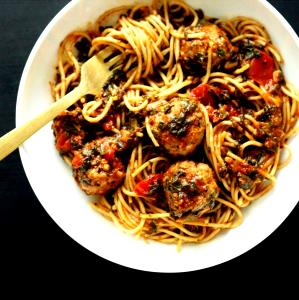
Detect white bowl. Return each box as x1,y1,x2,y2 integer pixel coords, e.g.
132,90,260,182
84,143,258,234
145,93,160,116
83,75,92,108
16,0,299,272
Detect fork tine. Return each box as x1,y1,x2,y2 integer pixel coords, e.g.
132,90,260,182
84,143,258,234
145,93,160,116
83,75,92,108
97,46,115,60
110,63,123,73
106,54,124,69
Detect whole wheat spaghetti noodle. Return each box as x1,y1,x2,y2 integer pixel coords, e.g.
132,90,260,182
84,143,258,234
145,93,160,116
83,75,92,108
51,0,299,247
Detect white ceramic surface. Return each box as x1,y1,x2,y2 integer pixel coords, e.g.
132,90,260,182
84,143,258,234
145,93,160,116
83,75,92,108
16,0,299,272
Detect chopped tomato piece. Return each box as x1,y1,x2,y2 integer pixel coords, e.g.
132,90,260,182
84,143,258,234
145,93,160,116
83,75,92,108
134,174,163,197
190,83,215,106
102,114,121,131
248,51,274,85
56,131,72,152
102,115,115,131
72,153,84,169
102,121,114,131
103,148,115,161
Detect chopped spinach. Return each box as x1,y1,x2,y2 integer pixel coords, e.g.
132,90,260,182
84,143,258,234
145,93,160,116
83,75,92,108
167,115,191,137
194,52,206,64
241,41,261,59
165,170,186,193
217,48,226,57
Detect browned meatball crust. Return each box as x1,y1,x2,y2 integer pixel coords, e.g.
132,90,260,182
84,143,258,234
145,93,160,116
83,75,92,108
71,129,138,195
180,23,234,73
163,161,219,217
147,97,205,157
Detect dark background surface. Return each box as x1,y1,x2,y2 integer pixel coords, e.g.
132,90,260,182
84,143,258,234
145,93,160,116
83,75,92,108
0,0,298,287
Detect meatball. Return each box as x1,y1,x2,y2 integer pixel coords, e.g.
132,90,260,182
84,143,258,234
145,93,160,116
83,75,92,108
163,161,219,217
147,97,205,156
180,23,234,73
71,129,138,195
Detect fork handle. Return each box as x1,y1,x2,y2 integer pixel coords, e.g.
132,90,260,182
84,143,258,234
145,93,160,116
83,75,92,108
0,86,85,161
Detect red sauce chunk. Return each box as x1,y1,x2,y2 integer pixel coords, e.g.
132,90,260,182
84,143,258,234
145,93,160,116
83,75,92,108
103,148,115,161
71,152,84,169
190,83,215,106
56,131,72,153
134,174,163,197
248,51,274,86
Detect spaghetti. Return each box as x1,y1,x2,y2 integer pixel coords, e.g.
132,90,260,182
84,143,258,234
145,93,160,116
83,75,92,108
51,0,299,246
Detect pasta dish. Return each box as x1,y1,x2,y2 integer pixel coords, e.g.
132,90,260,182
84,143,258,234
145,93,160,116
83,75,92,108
51,0,299,246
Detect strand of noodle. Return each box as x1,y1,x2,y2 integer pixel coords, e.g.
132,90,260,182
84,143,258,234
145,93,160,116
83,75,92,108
234,63,250,74
133,28,151,78
245,80,278,104
132,157,168,177
91,202,112,219
123,55,137,72
213,124,229,166
137,143,143,169
180,197,242,228
156,217,206,238
130,84,155,91
146,15,169,45
231,33,268,45
171,0,198,27
123,92,148,112
174,29,181,62
227,151,276,182
95,5,131,30
210,72,234,78
239,140,263,153
201,104,219,176
239,183,274,202
278,144,292,169
159,70,170,85
110,211,146,234
121,187,138,197
282,85,299,102
266,45,283,63
240,24,264,36
144,37,152,77
122,69,138,90
284,98,291,133
202,46,212,84
158,78,192,97
216,20,239,37
115,194,140,228
200,229,221,242
224,133,238,146
270,148,281,176
117,188,140,217
120,23,143,82
128,18,159,42
285,126,299,139
129,4,151,18
145,116,160,147
162,0,170,27
140,213,171,219
82,96,114,123
235,18,269,37
225,77,246,93
156,229,205,242
91,36,131,50
57,60,66,98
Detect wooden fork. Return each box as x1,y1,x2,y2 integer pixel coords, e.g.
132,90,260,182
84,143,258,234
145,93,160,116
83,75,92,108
0,47,122,161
